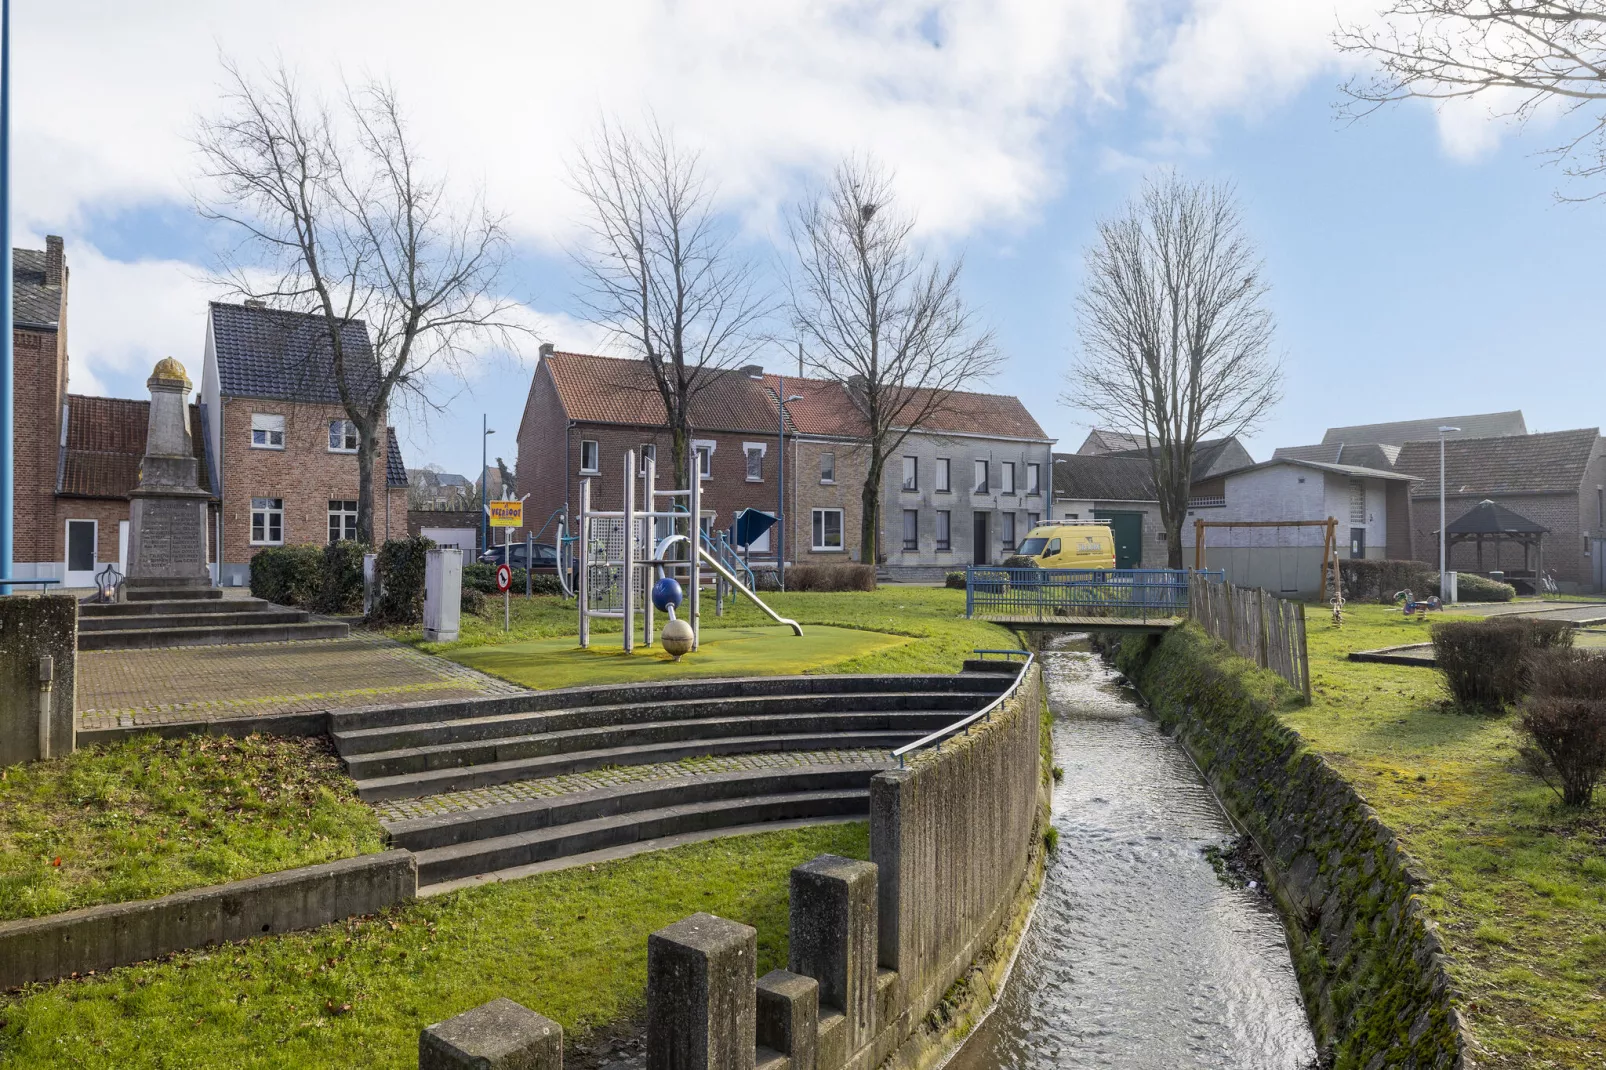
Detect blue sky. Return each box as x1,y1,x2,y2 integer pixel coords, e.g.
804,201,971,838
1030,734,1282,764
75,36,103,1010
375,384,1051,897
14,2,1605,479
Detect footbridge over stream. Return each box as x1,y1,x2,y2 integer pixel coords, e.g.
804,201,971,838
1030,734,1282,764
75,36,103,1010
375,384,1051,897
965,566,1217,631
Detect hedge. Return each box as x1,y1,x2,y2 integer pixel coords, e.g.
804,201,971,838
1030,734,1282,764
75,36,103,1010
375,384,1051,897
1430,617,1573,710
783,564,876,592
1423,570,1516,603
371,535,434,625
462,563,565,597
317,541,367,614
249,544,324,607
1337,559,1433,604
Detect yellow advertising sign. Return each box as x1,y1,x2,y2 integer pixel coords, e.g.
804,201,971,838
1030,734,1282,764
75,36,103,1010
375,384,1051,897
487,501,523,528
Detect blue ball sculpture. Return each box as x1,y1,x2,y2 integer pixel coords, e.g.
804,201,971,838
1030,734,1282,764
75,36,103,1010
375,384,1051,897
651,576,684,613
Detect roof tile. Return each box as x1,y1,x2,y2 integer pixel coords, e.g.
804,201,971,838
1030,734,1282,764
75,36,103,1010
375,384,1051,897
1394,428,1602,498
210,302,381,406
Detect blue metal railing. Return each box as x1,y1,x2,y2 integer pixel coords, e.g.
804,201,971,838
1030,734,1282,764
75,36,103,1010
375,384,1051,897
964,567,1221,621
699,529,755,590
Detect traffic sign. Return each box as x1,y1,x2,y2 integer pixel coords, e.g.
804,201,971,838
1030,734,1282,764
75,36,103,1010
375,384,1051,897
494,563,512,592
487,501,523,528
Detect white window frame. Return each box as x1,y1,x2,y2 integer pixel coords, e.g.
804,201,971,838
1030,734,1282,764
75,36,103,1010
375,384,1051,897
936,509,951,551
64,518,98,582
639,443,657,474
328,499,358,544
973,459,989,494
819,452,835,484
580,440,600,474
250,412,285,450
902,456,918,493
694,439,717,480
1026,463,1041,496
902,508,919,551
328,418,359,453
811,508,844,551
743,442,768,483
1001,461,1016,495
935,457,951,493
250,497,284,546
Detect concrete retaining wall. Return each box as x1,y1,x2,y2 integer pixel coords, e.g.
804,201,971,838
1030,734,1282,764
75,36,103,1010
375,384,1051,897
1115,626,1470,1070
0,851,415,989
0,594,77,767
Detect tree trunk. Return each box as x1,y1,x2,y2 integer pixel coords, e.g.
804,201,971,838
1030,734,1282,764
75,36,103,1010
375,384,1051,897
860,453,883,568
357,427,378,547
669,419,691,492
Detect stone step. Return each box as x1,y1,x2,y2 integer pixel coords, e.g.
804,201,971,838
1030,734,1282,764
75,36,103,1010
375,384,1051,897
384,766,878,853
78,608,311,632
124,586,224,602
80,598,279,617
341,711,954,781
351,730,913,802
410,788,868,886
332,691,984,756
329,673,1008,733
78,619,349,651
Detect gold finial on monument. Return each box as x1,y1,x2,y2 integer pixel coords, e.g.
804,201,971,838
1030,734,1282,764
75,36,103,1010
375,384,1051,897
150,357,191,390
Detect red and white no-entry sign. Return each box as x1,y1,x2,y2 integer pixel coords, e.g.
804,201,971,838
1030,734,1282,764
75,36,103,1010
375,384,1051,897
494,563,512,592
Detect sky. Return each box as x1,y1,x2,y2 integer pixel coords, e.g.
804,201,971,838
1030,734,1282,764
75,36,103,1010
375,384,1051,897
13,1,1606,480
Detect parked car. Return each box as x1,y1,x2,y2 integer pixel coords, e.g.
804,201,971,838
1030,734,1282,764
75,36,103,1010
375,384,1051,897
1013,524,1116,570
479,542,559,572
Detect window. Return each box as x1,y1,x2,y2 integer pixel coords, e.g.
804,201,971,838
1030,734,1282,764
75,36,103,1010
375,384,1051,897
1000,462,1016,495
1045,537,1061,557
695,444,714,480
936,510,951,551
328,419,359,453
328,499,358,543
1155,530,1169,543
1349,479,1366,524
250,497,284,545
639,444,656,474
1027,512,1040,531
812,508,844,551
250,413,285,449
580,440,600,473
819,452,835,484
745,444,765,482
902,509,919,551
935,458,951,493
1001,513,1016,550
973,460,989,494
902,456,918,492
1026,463,1041,496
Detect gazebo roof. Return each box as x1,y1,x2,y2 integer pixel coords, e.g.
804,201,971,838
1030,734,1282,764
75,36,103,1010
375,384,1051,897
1446,499,1549,536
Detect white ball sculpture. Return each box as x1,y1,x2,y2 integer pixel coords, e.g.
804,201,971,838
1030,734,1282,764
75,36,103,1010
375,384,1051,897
661,617,695,660
652,576,695,659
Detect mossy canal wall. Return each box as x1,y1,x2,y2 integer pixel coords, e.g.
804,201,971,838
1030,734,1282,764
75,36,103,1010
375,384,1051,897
1113,624,1472,1070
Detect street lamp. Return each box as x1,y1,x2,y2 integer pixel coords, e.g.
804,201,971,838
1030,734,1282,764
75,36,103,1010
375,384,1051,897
481,416,495,555
1438,426,1460,602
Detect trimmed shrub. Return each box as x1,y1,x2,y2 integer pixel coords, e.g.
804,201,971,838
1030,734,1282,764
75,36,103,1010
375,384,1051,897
316,540,367,614
460,586,487,616
1519,696,1606,807
463,563,566,598
1001,555,1036,569
1422,571,1516,603
249,544,323,607
1338,559,1435,604
784,564,876,592
753,569,782,593
1431,618,1574,710
945,571,966,590
1527,647,1606,699
371,534,434,625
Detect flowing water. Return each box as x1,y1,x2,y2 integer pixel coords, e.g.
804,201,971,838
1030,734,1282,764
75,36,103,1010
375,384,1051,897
947,637,1318,1069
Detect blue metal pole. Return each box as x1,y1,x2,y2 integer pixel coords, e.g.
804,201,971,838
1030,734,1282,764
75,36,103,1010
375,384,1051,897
1,0,13,596
776,374,784,590
480,414,488,556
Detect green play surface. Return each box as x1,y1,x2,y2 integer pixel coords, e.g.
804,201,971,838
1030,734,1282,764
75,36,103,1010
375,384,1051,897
449,624,912,690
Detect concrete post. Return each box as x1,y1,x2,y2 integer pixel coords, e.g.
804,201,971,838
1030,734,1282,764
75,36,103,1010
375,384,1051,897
788,855,878,1053
757,970,818,1070
647,912,757,1070
419,997,562,1070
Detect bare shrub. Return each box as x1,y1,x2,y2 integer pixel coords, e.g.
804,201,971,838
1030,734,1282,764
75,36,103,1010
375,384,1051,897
784,564,876,592
1519,697,1606,807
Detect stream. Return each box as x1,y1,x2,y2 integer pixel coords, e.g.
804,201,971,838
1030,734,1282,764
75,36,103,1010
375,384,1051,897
946,636,1318,1069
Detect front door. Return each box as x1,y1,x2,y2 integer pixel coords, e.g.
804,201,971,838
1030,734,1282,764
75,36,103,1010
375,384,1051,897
1350,527,1366,559
972,512,990,566
65,519,98,588
1094,510,1143,569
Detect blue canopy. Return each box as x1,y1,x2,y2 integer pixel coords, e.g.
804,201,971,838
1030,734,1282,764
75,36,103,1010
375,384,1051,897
731,508,778,548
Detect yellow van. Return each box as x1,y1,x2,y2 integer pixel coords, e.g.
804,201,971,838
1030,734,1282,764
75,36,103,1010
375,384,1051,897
1014,524,1117,570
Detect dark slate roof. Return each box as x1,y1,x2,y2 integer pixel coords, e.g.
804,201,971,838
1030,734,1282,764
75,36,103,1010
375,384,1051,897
58,396,211,499
1216,456,1416,483
1076,429,1145,455
1321,410,1526,446
1104,436,1254,479
1447,499,1548,535
1052,454,1156,501
13,248,61,328
1272,442,1401,469
385,430,408,488
1394,428,1601,499
210,302,382,405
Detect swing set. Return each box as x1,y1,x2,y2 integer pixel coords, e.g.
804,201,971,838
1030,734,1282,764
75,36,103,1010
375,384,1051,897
1193,516,1343,604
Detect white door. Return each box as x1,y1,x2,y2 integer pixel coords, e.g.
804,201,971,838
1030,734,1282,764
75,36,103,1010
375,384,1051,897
65,519,98,588
117,520,130,575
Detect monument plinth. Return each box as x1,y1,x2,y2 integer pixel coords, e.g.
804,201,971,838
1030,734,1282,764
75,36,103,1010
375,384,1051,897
125,358,212,595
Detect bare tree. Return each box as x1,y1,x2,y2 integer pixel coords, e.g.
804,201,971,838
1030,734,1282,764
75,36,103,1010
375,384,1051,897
195,61,518,545
569,118,768,486
1066,173,1280,570
1337,2,1606,195
789,158,1000,567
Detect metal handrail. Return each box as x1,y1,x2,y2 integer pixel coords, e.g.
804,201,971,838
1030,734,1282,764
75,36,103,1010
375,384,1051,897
891,651,1034,766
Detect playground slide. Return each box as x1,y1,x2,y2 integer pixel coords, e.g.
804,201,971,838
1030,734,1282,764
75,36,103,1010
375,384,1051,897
695,545,804,637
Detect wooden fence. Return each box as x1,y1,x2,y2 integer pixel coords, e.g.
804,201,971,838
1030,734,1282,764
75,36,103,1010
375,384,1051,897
1187,574,1311,700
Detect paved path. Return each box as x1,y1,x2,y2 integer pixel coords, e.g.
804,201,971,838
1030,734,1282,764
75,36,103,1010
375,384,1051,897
77,633,525,732
372,747,892,823
1441,600,1606,625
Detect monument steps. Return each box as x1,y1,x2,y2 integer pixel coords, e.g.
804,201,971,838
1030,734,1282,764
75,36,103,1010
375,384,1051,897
124,586,224,602
79,619,350,651
80,598,268,617
78,608,310,632
76,591,350,651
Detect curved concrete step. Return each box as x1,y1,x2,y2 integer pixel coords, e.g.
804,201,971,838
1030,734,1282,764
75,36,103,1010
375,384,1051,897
80,598,280,617
78,620,349,651
411,788,868,886
342,710,955,781
79,609,310,632
352,730,914,801
332,690,984,756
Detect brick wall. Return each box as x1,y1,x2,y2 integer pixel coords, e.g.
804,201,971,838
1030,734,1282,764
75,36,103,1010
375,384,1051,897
1410,492,1589,586
12,325,66,565
515,363,571,545
217,398,405,569
51,498,132,566
793,438,867,563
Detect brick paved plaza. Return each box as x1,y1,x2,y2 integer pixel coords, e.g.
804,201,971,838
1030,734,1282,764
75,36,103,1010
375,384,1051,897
77,633,526,731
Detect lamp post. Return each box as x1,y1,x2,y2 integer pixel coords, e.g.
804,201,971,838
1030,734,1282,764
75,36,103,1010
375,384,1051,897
481,416,495,555
1,0,13,595
777,377,802,589
1439,425,1460,602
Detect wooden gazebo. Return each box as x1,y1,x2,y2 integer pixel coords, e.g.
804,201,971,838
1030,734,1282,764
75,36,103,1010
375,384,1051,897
1441,499,1548,587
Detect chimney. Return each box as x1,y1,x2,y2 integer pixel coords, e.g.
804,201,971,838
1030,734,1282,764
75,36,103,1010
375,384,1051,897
742,363,764,380
538,342,555,361
44,236,64,287
243,298,267,310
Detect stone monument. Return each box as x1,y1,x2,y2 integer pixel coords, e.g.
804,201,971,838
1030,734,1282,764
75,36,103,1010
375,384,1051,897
124,358,212,596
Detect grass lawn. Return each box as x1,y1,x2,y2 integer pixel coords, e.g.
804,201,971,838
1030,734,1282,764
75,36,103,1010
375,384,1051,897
0,735,384,923
1283,603,1606,1069
450,624,911,690
403,586,1018,680
0,822,868,1069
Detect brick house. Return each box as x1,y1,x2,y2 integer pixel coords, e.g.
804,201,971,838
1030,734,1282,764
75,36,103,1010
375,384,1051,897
198,301,409,587
1393,429,1606,592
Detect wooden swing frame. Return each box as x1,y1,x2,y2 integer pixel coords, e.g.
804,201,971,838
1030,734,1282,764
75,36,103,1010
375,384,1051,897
1194,516,1341,600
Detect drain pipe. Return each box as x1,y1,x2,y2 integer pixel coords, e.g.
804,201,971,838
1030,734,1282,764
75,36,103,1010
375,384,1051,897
36,654,53,760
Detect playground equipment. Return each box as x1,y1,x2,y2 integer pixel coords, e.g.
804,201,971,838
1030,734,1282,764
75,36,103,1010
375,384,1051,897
577,448,802,653
652,577,695,659
1394,589,1442,618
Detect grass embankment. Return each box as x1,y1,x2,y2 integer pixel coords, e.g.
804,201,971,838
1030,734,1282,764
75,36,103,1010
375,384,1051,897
1285,604,1605,1068
0,822,868,1069
404,586,1017,682
0,735,384,924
